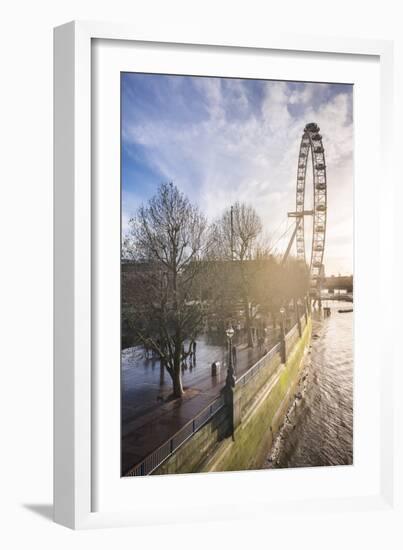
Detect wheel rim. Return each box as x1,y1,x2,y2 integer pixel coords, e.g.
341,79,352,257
295,122,327,293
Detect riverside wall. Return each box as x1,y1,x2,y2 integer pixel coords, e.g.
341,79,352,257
153,317,312,475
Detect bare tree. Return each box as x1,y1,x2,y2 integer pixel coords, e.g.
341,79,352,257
209,202,267,347
123,183,208,398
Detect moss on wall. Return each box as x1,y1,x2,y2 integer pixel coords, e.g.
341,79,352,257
203,319,311,473
153,318,312,475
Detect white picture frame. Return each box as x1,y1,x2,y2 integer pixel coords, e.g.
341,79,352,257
54,20,395,530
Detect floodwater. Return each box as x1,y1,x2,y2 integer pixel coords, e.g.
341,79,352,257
264,300,353,469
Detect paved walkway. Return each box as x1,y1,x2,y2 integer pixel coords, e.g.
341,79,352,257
121,331,278,474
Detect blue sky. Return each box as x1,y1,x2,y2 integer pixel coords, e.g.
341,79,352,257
121,73,353,275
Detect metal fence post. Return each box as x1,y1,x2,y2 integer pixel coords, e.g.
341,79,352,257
280,321,286,363
223,383,235,440
295,299,302,337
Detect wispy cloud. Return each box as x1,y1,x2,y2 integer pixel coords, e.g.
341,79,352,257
122,74,353,275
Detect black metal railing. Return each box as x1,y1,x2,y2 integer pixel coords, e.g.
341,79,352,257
235,316,305,388
126,314,309,477
236,341,281,387
285,322,299,343
126,394,225,476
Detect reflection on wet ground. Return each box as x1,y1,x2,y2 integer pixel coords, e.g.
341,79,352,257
121,333,275,473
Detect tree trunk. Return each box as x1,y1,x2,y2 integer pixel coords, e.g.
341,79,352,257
172,366,184,398
243,299,254,348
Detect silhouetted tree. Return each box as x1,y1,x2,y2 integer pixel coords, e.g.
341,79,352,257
123,183,208,397
209,202,268,347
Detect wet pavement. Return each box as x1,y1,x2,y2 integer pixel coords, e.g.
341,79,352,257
121,332,278,474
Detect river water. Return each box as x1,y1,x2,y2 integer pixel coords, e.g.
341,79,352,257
264,300,353,469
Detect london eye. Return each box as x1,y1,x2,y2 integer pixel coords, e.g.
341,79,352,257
283,122,327,297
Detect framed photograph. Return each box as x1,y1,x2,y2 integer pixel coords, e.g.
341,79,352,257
54,21,394,529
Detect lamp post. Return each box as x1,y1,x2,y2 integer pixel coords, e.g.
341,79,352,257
279,307,285,337
225,325,235,387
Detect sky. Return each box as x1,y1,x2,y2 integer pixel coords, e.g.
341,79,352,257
121,73,353,276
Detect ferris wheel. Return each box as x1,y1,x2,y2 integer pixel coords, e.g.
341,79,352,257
284,122,327,295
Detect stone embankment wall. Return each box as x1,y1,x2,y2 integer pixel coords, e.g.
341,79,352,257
154,317,312,475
